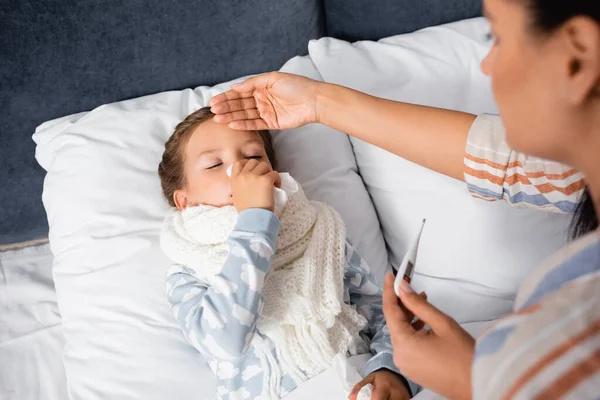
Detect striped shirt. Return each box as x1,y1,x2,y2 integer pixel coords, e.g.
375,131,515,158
465,115,600,399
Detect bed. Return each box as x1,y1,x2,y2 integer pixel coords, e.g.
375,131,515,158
1,1,573,399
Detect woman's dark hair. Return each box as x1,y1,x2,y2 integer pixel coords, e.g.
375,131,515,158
523,1,599,33
570,187,598,239
524,0,599,239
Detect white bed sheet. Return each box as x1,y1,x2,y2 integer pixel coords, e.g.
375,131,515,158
0,242,491,400
0,243,67,400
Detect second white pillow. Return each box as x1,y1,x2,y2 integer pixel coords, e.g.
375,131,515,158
309,18,572,323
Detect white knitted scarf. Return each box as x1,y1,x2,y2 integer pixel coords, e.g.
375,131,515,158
160,174,368,397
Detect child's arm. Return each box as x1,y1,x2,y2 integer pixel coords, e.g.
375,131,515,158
166,208,279,360
345,242,420,397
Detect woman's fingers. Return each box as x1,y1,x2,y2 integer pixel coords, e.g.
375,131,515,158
229,119,270,131
397,281,453,334
382,274,414,339
211,98,257,115
383,273,411,321
209,90,255,108
210,94,260,128
209,73,279,108
214,109,261,124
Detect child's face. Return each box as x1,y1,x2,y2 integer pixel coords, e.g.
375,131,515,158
173,119,272,210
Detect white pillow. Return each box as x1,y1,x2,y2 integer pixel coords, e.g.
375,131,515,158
35,89,217,400
33,56,389,400
276,56,391,283
309,17,572,323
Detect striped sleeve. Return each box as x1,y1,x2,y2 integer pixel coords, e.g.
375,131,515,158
464,114,585,213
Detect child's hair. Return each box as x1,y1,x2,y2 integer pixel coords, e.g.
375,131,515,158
158,107,275,207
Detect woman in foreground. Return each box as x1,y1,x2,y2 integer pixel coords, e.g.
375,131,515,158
210,0,600,397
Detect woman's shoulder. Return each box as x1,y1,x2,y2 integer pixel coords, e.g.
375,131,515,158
515,231,600,309
473,270,600,399
472,233,600,399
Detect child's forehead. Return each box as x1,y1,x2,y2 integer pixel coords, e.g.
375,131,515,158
189,121,262,149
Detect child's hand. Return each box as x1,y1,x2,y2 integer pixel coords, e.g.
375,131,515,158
230,159,281,213
349,369,411,400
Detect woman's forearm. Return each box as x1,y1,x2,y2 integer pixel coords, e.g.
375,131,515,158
316,83,476,182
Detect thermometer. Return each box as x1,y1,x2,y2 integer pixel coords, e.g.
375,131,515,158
394,219,426,297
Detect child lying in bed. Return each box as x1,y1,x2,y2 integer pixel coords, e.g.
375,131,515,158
158,107,412,400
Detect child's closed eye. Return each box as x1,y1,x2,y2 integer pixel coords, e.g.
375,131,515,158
245,155,262,160
206,162,223,170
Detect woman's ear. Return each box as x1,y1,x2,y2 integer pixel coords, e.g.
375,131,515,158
173,189,188,210
560,16,600,104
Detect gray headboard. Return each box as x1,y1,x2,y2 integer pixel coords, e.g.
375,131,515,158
0,0,481,245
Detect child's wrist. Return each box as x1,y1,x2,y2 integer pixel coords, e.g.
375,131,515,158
234,208,280,244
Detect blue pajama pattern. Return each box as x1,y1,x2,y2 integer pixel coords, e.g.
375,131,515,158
166,208,414,399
